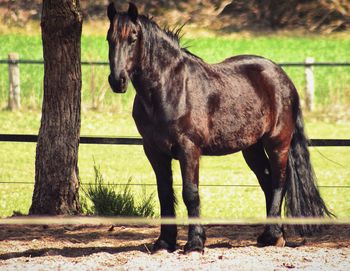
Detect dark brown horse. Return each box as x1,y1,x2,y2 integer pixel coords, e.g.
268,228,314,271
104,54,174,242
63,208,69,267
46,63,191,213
106,3,333,253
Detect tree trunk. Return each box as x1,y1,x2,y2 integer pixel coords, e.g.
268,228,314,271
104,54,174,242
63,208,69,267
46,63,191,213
30,0,83,215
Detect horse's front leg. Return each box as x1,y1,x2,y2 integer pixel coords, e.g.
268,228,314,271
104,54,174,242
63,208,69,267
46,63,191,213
179,141,206,253
143,143,177,252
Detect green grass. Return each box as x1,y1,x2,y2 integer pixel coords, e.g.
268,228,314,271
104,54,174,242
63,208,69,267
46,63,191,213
0,33,350,109
0,111,349,218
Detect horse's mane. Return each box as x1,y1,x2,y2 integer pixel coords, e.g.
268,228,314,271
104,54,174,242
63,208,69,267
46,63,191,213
138,15,202,60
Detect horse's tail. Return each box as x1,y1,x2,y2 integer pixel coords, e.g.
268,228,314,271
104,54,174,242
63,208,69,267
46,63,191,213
285,107,334,235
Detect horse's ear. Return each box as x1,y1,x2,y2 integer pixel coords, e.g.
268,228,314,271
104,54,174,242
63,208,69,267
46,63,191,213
128,2,138,23
107,2,117,22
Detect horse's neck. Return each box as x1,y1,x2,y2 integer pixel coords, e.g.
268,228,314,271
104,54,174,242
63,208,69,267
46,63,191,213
132,36,184,93
131,38,188,120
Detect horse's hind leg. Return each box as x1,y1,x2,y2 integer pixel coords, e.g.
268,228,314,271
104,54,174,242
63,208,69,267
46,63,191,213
243,139,289,247
178,141,206,253
257,137,292,247
143,143,177,252
242,141,272,216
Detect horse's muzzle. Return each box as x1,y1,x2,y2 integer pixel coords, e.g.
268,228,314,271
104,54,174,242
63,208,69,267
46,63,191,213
108,74,128,93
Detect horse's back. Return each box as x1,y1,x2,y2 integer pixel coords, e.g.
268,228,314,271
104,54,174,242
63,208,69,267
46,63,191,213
217,55,285,80
216,54,299,112
220,54,274,67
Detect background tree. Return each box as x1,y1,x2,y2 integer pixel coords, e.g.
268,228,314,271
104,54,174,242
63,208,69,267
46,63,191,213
2,1,348,32
220,0,350,32
30,0,83,214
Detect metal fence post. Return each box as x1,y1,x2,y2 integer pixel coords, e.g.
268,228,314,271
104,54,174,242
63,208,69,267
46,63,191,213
305,57,315,111
8,53,21,110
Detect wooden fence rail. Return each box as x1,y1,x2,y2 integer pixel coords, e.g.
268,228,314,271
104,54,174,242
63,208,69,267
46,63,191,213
0,134,349,147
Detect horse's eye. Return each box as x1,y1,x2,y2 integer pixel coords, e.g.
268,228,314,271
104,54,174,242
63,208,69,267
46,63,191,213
129,31,137,44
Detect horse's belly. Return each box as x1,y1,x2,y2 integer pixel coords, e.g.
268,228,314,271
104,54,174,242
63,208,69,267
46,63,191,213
201,140,251,156
201,146,241,156
202,125,265,156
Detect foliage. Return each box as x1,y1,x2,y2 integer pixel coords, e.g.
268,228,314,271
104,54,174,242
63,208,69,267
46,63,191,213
1,0,349,32
82,163,155,217
221,0,350,32
79,194,93,215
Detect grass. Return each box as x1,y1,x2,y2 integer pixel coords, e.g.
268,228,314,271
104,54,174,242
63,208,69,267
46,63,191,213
0,32,350,110
0,27,349,219
0,110,349,218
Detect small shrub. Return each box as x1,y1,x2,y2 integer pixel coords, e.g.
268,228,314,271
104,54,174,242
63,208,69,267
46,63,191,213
82,163,155,217
80,194,93,215
136,186,156,217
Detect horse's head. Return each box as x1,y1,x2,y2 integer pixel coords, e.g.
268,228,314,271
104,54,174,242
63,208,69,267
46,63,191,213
107,3,140,93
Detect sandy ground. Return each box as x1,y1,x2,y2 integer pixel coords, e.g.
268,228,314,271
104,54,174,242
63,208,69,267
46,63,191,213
0,224,349,270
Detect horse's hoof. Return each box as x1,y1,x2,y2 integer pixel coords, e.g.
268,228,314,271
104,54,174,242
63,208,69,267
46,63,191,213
257,231,285,247
184,236,205,253
275,236,286,247
152,238,176,253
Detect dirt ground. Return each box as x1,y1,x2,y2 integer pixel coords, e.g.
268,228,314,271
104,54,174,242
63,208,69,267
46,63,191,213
0,224,349,271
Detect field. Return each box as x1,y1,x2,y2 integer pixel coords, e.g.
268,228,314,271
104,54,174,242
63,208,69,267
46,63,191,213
0,109,349,219
1,32,350,109
0,27,350,219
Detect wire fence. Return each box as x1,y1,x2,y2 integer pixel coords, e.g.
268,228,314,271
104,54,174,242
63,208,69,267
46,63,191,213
1,134,350,146
1,180,350,189
1,59,350,67
0,134,349,189
2,57,350,111
0,60,349,196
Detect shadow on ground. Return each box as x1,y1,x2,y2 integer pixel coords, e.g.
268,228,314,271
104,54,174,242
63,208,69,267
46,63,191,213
0,224,349,260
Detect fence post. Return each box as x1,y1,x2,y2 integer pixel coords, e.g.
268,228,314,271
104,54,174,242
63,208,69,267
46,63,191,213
8,53,21,110
304,57,315,111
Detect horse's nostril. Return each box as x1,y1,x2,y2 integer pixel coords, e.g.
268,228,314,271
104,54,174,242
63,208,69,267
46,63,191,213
120,71,127,86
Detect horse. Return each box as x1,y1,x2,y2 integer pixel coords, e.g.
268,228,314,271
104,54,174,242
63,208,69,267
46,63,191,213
106,3,333,253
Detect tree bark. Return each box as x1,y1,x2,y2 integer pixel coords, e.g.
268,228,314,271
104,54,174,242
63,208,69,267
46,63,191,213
30,0,83,215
